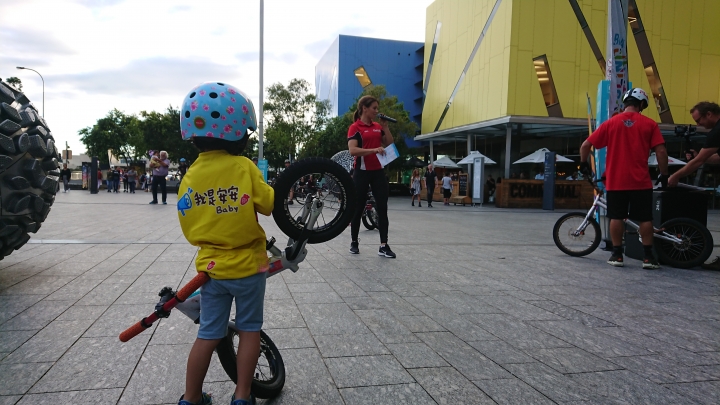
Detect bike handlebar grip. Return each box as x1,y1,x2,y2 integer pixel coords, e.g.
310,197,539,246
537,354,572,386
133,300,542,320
176,272,210,301
119,321,148,342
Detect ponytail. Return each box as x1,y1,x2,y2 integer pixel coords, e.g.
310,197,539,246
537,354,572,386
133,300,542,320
353,95,379,121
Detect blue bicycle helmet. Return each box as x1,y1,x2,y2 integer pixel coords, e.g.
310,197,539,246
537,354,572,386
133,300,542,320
180,158,186,162
180,82,256,141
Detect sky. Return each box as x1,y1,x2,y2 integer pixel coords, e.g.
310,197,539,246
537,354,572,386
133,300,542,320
0,0,435,154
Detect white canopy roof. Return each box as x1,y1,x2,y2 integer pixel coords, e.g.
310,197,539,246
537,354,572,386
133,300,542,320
648,152,686,167
513,148,574,164
431,156,460,168
457,151,496,165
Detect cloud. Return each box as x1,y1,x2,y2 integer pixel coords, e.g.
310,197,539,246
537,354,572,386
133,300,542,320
72,0,127,7
49,57,248,97
0,27,76,57
233,51,299,65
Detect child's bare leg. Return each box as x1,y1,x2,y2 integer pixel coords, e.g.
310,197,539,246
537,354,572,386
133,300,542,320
185,338,221,403
234,331,260,400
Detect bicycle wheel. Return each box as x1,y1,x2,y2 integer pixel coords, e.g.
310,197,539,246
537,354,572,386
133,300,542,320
0,80,60,260
654,217,713,269
362,209,376,230
273,158,356,244
215,328,285,399
553,212,601,257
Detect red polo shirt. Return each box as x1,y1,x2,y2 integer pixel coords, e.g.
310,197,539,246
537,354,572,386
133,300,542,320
347,119,384,171
587,111,664,191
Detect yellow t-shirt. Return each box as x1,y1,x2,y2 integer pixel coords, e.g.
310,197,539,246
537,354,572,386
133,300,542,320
177,150,274,279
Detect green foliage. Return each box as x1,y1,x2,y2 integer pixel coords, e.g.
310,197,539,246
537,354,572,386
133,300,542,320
262,78,329,168
78,109,144,166
138,106,198,164
299,85,418,171
5,77,22,91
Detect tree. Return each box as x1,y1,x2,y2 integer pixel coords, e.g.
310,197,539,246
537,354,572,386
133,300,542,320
299,114,352,159
5,77,22,91
79,109,145,166
138,106,198,164
263,78,329,168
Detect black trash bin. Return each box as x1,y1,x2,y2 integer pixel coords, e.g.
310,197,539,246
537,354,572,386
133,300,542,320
625,189,708,261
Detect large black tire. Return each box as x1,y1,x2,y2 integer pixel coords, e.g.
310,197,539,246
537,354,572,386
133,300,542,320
362,208,377,230
273,157,356,244
553,212,602,257
0,81,59,259
216,328,285,399
654,217,714,269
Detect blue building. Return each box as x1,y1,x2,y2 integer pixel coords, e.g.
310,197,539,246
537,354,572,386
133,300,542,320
315,35,424,147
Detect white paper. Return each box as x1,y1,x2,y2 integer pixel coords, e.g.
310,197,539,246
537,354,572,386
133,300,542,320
376,143,399,167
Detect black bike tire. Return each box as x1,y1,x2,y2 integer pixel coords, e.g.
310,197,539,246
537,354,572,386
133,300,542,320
0,81,59,259
553,212,601,257
362,210,376,230
215,328,286,399
654,217,714,269
272,157,356,244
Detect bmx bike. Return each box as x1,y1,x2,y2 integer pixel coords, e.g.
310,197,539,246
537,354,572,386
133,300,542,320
552,177,713,269
119,157,356,398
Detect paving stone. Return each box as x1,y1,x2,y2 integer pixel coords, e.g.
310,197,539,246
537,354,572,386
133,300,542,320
0,395,21,405
343,296,390,311
409,367,496,405
263,348,343,404
75,281,132,306
314,333,389,357
2,319,93,363
263,299,306,329
418,332,512,380
609,354,716,384
568,369,695,405
0,275,75,296
298,303,369,336
264,279,291,300
287,282,334,293
503,362,595,402
325,355,414,388
695,364,720,379
386,342,448,368
474,378,555,405
15,388,123,404
367,292,422,316
148,311,200,345
83,304,157,338
402,296,444,310
291,291,345,304
466,314,572,349
531,301,616,327
477,296,564,321
0,300,74,331
262,328,315,350
326,279,369,298
527,347,622,374
354,309,419,344
0,362,53,395
0,330,37,353
526,320,651,357
393,314,446,332
664,380,720,405
420,307,497,342
468,340,536,364
339,383,437,405
0,295,45,325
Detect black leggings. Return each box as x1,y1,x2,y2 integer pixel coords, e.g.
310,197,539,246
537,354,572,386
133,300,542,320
351,169,389,244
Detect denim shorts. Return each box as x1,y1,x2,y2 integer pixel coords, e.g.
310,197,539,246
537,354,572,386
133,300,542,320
198,273,266,339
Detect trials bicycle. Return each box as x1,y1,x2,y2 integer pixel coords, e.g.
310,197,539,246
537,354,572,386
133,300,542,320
119,157,356,399
552,177,713,269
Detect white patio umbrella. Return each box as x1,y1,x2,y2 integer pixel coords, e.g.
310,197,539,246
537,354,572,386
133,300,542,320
457,151,496,165
648,152,686,167
513,148,574,164
431,156,460,168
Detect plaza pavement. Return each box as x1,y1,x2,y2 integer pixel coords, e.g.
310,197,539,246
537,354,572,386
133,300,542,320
0,190,719,405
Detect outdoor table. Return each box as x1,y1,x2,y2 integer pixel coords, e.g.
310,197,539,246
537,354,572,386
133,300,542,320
494,179,594,209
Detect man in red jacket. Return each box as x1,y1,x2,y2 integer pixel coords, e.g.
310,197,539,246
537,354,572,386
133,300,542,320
580,88,668,269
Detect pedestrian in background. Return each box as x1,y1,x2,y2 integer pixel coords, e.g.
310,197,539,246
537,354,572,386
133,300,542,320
423,163,438,208
60,164,71,193
149,150,170,204
97,168,103,190
127,167,137,193
122,170,129,192
410,168,422,207
441,171,453,205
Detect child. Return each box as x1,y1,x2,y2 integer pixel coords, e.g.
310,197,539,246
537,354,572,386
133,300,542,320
176,82,273,405
441,171,453,205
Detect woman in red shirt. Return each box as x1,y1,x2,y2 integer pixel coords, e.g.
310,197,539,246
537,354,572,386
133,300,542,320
347,96,396,258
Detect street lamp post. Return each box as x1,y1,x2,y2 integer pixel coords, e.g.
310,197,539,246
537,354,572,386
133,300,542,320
16,66,44,117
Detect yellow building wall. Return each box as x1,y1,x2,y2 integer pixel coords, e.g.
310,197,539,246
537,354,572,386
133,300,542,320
422,0,514,134
423,0,720,132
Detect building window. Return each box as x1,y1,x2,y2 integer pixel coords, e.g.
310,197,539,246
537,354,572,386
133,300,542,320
533,55,563,117
354,66,372,88
644,63,670,114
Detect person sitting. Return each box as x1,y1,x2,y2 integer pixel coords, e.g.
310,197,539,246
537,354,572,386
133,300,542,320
566,171,579,181
534,171,544,180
